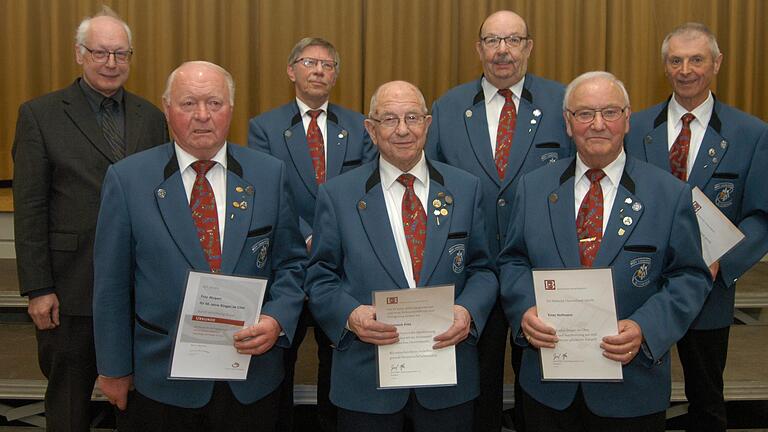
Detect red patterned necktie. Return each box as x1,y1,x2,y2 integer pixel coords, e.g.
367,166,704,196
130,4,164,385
576,169,606,267
669,113,695,181
307,109,326,184
495,88,517,180
397,174,427,285
190,160,221,272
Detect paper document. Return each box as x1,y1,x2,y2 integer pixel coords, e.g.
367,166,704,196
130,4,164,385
692,187,745,266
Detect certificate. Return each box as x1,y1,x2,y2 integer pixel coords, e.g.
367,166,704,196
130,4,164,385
169,271,267,380
692,187,745,266
373,284,456,389
532,268,622,381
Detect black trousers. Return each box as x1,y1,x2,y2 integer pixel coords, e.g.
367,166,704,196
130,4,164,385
277,303,336,432
473,301,507,432
522,388,666,432
116,382,280,432
677,326,730,432
338,392,473,432
36,314,97,432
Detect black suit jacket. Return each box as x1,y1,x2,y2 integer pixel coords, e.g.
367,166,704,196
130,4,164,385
12,79,168,316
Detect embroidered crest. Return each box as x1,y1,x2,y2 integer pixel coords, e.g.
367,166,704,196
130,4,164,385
540,152,559,164
251,238,270,269
630,257,652,287
714,182,734,208
449,243,465,273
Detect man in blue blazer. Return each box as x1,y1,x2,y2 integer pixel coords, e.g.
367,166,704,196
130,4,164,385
93,61,306,431
426,11,572,431
306,81,498,432
625,23,768,432
500,72,711,430
248,37,375,431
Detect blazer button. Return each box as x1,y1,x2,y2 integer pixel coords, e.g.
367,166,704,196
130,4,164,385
497,198,506,207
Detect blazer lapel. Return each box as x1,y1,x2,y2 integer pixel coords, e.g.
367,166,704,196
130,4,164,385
61,82,119,163
688,107,728,189
418,165,451,285
465,82,500,187
284,108,320,196
325,108,349,177
156,150,210,271
123,93,146,156
358,167,410,288
594,162,642,267
549,161,581,267
220,149,254,275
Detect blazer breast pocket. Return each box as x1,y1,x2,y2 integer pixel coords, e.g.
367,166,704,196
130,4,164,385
341,159,363,173
246,227,273,270
534,142,562,164
445,234,469,275
623,245,659,288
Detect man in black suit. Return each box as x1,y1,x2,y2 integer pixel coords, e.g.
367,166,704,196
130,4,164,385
12,6,167,431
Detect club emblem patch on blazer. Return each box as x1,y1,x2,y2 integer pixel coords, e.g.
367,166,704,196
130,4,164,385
630,257,652,287
714,182,734,208
540,152,559,164
251,239,270,269
449,243,465,273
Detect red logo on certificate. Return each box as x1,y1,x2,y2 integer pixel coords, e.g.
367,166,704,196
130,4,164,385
544,280,556,290
386,296,398,304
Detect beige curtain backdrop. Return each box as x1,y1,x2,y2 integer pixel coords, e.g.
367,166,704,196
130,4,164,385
2,0,766,181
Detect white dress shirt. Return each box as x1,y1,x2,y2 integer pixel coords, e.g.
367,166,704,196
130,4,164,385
379,154,430,288
667,91,714,178
176,143,228,249
574,151,626,233
481,76,525,158
296,97,329,161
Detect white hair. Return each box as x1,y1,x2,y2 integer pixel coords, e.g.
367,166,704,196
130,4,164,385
75,5,132,54
563,71,630,110
162,61,236,106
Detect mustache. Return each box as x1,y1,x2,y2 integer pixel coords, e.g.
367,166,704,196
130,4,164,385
492,54,514,64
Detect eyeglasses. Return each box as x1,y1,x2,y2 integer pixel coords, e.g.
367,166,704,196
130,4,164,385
293,57,337,72
368,113,428,129
479,35,530,49
566,106,628,123
80,45,133,64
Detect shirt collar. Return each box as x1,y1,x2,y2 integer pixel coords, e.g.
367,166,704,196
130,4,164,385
669,91,714,127
175,142,228,173
575,150,626,187
481,75,526,105
295,97,329,118
78,77,124,113
379,153,428,191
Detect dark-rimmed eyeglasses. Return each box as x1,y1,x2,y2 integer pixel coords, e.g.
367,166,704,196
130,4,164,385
479,35,530,49
566,106,628,123
80,45,133,64
368,113,428,129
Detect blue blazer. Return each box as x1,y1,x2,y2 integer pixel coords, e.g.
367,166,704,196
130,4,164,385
426,74,572,258
248,101,376,240
626,98,768,329
305,159,498,414
93,143,307,408
498,156,711,417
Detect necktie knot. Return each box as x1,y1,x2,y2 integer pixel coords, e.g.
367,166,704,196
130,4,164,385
681,112,695,126
101,97,117,111
397,173,416,189
585,169,606,184
308,109,323,120
498,88,514,103
192,160,216,176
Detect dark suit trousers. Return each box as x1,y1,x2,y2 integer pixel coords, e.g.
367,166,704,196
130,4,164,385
338,392,473,432
677,326,730,432
473,301,507,432
522,388,666,432
36,314,97,432
116,382,280,432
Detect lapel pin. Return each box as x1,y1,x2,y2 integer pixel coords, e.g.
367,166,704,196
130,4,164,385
530,119,537,125
708,148,716,157
284,130,292,138
437,191,445,198
549,193,558,203
432,199,442,208
358,200,367,210
528,128,532,133
632,202,642,212
235,186,244,193
233,201,240,208
533,109,541,117
624,197,633,204
618,228,625,236
433,209,440,216
339,130,348,138
245,186,254,195
230,214,234,220
712,157,719,164
239,201,248,210
623,216,633,226
465,110,473,118
644,136,653,144
445,195,453,205
440,208,448,216
720,140,727,149
156,188,166,199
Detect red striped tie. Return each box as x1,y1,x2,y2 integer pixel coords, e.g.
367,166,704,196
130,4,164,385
495,88,517,180
576,169,606,267
669,113,695,181
190,160,221,272
397,174,426,285
307,109,326,184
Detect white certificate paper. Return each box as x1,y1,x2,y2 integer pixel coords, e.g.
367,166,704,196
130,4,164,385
373,284,456,389
692,187,745,266
169,271,267,380
532,268,622,381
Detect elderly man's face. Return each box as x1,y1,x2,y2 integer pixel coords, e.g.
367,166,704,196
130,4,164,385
364,82,432,172
664,32,722,111
475,11,533,89
164,64,232,160
288,45,338,107
564,78,630,169
75,16,131,97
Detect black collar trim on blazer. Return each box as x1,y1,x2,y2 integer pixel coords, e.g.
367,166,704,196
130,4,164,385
653,94,723,134
473,74,534,105
289,103,339,127
559,157,636,194
163,144,243,180
364,158,445,193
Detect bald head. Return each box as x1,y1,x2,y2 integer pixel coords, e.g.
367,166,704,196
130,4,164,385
479,10,528,39
476,10,533,89
368,80,427,118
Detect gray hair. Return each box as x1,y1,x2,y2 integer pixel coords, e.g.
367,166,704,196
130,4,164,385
368,81,428,118
162,61,236,106
563,71,630,110
661,22,720,62
75,5,132,54
287,37,341,73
